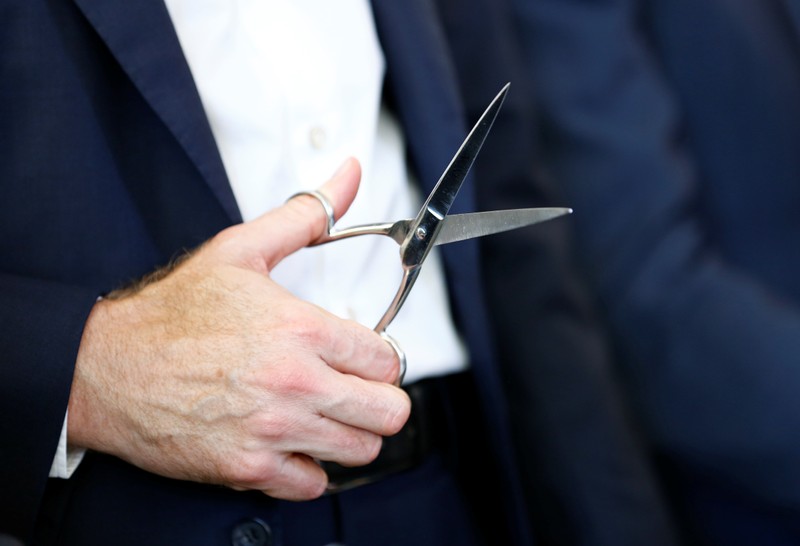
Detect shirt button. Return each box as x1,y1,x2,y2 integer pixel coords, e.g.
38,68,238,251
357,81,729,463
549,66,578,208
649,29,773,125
231,518,272,546
309,125,327,149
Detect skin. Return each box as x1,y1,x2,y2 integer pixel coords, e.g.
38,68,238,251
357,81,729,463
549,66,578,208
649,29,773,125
67,157,410,501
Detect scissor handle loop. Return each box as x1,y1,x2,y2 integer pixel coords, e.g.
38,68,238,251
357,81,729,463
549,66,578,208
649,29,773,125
286,189,409,383
289,190,336,235
379,331,406,386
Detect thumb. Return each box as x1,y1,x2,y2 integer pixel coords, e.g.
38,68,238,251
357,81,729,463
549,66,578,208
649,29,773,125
243,157,362,271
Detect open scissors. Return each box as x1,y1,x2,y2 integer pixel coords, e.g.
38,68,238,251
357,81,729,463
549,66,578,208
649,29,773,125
291,83,571,382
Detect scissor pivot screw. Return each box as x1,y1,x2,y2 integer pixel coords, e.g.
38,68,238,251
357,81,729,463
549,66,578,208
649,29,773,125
415,227,427,240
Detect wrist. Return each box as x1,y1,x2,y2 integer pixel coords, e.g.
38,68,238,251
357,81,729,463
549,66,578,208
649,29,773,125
67,297,122,453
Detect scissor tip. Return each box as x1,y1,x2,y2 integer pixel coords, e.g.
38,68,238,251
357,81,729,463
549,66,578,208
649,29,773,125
491,83,511,106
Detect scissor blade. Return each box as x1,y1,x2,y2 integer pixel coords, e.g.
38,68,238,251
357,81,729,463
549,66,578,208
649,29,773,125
375,84,511,334
420,82,510,219
433,207,573,246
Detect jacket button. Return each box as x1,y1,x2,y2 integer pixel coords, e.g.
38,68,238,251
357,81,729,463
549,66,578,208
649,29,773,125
231,518,272,546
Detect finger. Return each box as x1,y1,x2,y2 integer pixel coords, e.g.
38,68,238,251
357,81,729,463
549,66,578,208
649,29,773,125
265,412,385,468
247,376,404,466
257,374,409,464
315,372,411,437
245,157,362,271
251,453,330,501
313,311,402,384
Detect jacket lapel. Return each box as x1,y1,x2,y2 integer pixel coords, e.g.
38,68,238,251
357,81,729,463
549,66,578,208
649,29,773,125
370,0,488,337
371,0,476,216
71,0,477,227
72,0,242,224
370,6,531,542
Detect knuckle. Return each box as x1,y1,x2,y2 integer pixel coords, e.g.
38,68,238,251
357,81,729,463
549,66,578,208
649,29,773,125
376,350,400,384
359,434,383,464
302,473,329,500
362,329,400,384
382,391,412,436
260,458,329,501
281,306,327,346
338,431,383,466
249,412,293,442
224,454,280,488
270,365,319,399
209,224,242,250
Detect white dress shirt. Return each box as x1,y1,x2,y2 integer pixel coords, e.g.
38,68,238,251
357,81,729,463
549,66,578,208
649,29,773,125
51,0,467,479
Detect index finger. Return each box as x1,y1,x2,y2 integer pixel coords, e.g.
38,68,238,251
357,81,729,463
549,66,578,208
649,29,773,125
317,309,402,385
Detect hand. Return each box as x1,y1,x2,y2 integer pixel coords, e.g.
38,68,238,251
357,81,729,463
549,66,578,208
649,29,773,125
67,158,410,500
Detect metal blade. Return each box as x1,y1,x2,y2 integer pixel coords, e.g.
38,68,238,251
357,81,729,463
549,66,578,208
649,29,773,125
374,84,512,333
433,207,573,246
420,82,510,220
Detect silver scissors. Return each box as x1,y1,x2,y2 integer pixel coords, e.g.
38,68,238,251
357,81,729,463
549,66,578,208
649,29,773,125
291,83,571,382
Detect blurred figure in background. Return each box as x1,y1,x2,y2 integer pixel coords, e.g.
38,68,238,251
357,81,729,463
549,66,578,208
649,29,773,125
435,0,681,544
508,0,800,544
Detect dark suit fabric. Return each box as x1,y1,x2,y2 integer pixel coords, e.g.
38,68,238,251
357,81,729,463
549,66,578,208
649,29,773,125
509,0,800,543
0,0,531,544
435,0,680,544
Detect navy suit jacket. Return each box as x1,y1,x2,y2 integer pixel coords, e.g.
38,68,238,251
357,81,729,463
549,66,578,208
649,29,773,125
434,0,682,544
0,1,531,543
510,0,800,543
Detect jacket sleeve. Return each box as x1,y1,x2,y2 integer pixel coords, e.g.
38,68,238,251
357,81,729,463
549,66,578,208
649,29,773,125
0,273,98,540
509,0,800,511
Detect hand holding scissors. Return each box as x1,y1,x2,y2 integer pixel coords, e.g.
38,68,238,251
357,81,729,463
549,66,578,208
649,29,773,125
290,83,571,383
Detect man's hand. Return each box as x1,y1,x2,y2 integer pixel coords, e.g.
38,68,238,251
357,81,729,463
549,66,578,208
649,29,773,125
67,158,409,500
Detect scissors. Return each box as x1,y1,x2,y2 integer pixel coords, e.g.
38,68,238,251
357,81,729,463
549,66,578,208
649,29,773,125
291,83,571,383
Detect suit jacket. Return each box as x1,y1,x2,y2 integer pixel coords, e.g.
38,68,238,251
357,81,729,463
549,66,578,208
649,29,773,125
510,0,800,543
0,0,531,544
433,0,682,545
